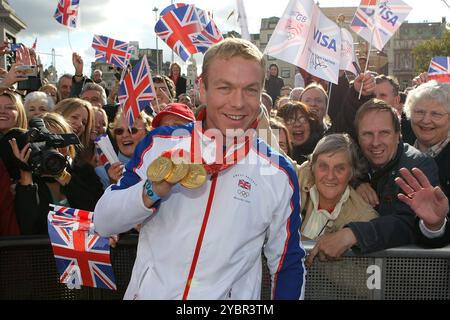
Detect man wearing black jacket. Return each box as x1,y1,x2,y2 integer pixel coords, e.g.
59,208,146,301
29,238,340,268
306,99,449,265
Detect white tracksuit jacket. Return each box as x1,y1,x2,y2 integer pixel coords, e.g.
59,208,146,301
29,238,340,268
94,122,306,300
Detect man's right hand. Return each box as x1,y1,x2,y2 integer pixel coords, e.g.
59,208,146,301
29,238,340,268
353,71,375,96
412,72,428,87
72,52,83,76
356,182,379,207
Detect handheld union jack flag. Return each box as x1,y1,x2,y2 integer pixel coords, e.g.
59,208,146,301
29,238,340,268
428,57,450,83
155,4,203,61
92,35,130,69
118,56,156,127
193,10,224,53
160,2,188,16
47,205,117,290
53,0,80,28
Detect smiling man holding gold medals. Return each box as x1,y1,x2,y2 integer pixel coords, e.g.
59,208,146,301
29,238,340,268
94,38,305,300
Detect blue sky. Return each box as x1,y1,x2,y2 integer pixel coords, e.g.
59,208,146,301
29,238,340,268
8,0,450,77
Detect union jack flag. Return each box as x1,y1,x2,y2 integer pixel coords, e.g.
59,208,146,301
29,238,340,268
47,206,116,290
155,4,203,61
239,179,251,190
428,56,450,83
160,2,188,17
92,35,130,69
53,0,80,28
118,56,156,127
194,12,224,53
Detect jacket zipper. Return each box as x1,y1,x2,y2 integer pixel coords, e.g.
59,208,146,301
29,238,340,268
182,173,218,300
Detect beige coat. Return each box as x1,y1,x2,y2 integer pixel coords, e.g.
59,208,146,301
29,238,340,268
296,161,378,239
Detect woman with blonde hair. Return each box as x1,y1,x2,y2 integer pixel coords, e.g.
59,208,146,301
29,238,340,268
0,90,27,138
54,97,94,149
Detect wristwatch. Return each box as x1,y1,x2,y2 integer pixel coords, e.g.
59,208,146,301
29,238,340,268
144,179,161,202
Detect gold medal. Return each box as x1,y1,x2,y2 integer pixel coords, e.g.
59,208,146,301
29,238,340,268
165,157,190,184
146,156,173,182
180,163,208,189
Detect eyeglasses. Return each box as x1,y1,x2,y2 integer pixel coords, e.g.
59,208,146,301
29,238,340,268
412,109,449,122
113,127,144,135
285,116,308,126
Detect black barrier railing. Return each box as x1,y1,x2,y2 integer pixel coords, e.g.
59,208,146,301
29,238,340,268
1,236,449,300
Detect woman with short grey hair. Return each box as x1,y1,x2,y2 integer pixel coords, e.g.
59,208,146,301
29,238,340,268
24,91,54,119
404,80,450,197
297,133,377,240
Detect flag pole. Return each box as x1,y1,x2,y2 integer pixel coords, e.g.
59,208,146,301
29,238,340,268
326,82,332,116
358,0,378,100
67,28,74,52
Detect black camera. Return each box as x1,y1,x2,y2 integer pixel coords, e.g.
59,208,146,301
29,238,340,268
25,118,80,176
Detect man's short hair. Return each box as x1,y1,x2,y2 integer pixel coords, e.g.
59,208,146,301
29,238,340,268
201,38,265,89
57,73,73,87
375,74,400,96
80,82,107,106
152,75,176,101
354,98,401,134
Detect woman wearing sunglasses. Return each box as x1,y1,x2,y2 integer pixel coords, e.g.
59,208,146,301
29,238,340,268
104,110,152,185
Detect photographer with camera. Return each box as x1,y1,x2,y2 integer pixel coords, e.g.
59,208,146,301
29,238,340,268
3,113,103,235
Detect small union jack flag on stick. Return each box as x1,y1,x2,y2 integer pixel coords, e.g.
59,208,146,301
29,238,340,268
53,0,80,28
47,205,117,290
118,56,156,127
428,56,450,83
92,34,130,69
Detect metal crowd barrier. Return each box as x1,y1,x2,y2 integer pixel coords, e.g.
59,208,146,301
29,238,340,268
1,236,449,300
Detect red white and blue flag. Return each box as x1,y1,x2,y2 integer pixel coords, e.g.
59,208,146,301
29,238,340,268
155,4,203,61
53,0,80,28
155,4,223,61
160,2,188,17
194,11,224,53
47,205,116,290
92,35,130,69
351,0,412,51
428,56,450,83
118,56,156,127
239,179,251,190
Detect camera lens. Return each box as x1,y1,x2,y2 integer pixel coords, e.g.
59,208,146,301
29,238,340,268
41,150,67,176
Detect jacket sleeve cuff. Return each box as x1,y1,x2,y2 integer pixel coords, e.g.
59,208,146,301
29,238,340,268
419,218,447,239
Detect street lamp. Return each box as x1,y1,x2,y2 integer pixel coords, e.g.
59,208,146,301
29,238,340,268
152,7,160,74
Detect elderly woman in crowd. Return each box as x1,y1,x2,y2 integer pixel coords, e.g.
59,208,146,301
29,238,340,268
298,133,378,240
0,90,27,138
23,91,54,119
405,80,450,197
277,101,324,165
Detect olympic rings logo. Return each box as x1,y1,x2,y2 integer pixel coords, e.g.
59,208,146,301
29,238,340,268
237,189,249,198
